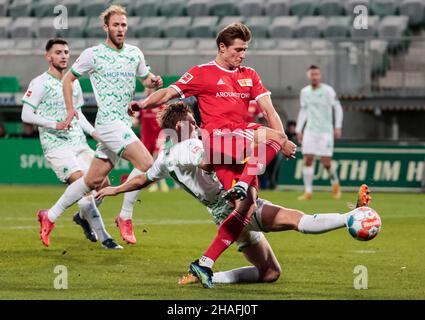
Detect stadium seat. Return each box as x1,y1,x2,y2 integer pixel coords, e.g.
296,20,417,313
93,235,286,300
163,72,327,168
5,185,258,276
185,0,209,17
126,17,141,38
378,15,410,52
0,76,19,93
269,16,299,38
85,17,105,38
208,0,240,17
0,17,12,38
323,16,351,38
8,0,32,18
132,0,160,17
289,0,316,17
370,0,399,17
0,39,15,50
112,0,134,16
265,0,290,17
61,0,82,17
345,0,371,15
197,38,217,50
317,0,346,16
350,15,379,39
32,0,57,17
159,0,186,17
136,17,166,38
310,39,333,50
295,16,327,38
169,38,198,50
10,17,39,38
245,16,271,38
369,39,390,76
38,17,58,38
0,0,9,16
56,17,88,38
216,16,246,33
139,38,171,50
80,0,110,17
67,38,88,50
86,38,103,47
400,0,425,28
188,16,219,38
238,0,264,17
276,38,309,50
162,17,192,38
250,38,277,50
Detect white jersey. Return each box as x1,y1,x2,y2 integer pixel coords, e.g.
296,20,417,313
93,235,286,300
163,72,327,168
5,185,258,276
296,83,343,134
146,138,224,205
21,72,86,154
70,43,150,127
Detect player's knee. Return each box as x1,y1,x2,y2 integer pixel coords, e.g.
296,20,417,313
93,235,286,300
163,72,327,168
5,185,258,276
236,199,257,216
85,176,103,190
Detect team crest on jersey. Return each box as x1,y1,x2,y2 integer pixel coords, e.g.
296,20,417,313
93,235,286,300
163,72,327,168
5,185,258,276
237,79,253,87
191,146,202,154
178,72,194,84
25,90,32,97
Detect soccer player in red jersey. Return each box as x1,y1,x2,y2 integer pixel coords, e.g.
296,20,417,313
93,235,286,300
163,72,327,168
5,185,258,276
128,23,297,287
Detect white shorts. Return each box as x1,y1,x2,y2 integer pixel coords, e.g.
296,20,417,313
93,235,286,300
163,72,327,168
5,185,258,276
235,198,271,251
95,121,140,165
301,130,334,157
45,145,94,183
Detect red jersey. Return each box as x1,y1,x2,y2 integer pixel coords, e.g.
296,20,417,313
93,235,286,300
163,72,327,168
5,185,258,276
170,61,270,134
140,105,164,154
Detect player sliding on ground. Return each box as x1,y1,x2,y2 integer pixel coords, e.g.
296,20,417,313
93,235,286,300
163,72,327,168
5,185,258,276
126,22,297,282
22,38,119,249
95,102,372,288
36,5,163,248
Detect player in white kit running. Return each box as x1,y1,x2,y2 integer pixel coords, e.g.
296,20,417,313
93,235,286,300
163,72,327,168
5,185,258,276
296,65,343,200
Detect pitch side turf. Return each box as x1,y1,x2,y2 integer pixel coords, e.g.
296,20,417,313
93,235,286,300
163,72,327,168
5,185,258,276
0,186,424,300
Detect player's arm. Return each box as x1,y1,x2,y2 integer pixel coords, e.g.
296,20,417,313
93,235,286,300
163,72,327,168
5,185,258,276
295,90,308,143
62,70,79,126
140,72,163,89
21,104,67,130
332,89,343,139
76,109,99,141
96,173,152,200
129,87,179,116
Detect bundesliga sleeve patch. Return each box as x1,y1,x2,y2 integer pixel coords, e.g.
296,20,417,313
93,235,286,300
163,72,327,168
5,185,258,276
25,90,32,97
178,72,194,84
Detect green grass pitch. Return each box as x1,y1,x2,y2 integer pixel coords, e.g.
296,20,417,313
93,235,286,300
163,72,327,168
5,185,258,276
0,185,424,300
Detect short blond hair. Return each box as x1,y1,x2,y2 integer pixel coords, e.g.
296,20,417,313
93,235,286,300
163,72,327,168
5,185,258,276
100,4,127,25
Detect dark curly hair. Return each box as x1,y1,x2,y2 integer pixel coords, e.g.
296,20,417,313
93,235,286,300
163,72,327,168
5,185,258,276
157,101,193,130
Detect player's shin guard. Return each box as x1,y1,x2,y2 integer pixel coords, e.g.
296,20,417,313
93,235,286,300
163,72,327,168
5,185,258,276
298,213,347,234
200,210,250,267
48,177,91,222
238,140,281,188
119,168,143,220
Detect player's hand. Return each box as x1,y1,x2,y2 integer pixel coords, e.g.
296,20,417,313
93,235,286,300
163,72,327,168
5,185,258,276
55,121,68,130
91,131,100,142
296,132,303,145
95,187,119,200
334,128,342,139
151,75,163,88
128,101,142,116
64,109,79,129
281,139,297,159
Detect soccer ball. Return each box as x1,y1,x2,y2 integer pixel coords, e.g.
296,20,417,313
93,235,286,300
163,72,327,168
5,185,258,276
347,207,382,241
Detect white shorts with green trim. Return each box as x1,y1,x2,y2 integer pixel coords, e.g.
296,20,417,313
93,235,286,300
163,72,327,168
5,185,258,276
95,121,139,165
45,145,94,183
235,198,272,251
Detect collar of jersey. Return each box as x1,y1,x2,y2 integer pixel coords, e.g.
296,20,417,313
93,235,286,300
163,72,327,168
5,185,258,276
213,60,238,73
102,42,125,53
46,71,62,83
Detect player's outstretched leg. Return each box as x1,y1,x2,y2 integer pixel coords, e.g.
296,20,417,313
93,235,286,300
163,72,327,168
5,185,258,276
188,260,214,289
37,210,55,247
73,211,97,242
356,184,371,208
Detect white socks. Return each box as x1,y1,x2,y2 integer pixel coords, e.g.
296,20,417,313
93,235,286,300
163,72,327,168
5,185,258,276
303,166,314,193
119,168,143,221
199,256,214,269
298,213,348,234
77,195,111,243
48,177,91,222
212,266,260,283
